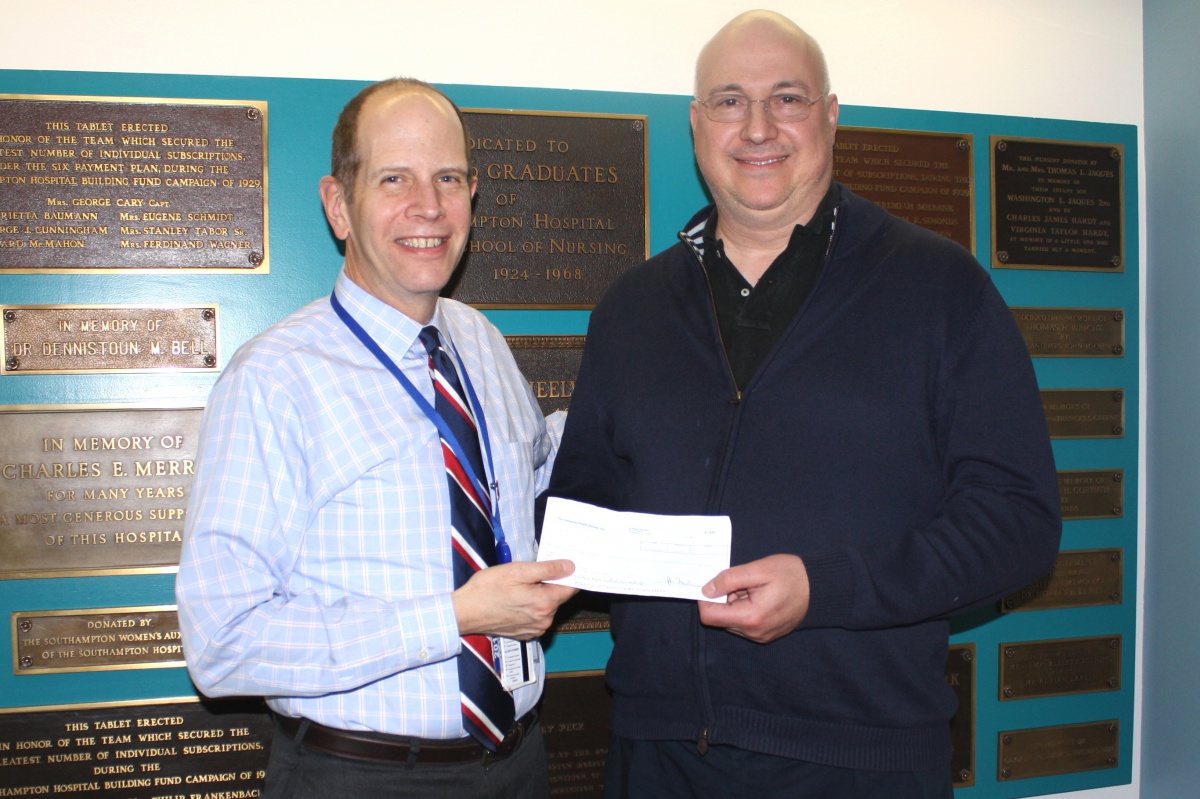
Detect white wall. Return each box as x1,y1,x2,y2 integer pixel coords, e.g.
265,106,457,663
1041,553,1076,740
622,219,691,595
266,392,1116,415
0,2,1147,797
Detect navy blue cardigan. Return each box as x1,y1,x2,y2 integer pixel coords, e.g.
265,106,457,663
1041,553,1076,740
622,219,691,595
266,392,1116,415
547,187,1061,771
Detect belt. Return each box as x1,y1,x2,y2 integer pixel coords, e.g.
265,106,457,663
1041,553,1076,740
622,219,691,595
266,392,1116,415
274,710,537,766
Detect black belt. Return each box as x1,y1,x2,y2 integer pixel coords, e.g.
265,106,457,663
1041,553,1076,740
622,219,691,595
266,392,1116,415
274,710,537,766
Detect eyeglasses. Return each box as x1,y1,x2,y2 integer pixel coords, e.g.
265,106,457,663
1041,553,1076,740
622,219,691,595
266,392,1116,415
695,92,828,123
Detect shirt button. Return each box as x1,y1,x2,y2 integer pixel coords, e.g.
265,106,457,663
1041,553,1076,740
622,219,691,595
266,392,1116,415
418,648,429,660
740,288,750,297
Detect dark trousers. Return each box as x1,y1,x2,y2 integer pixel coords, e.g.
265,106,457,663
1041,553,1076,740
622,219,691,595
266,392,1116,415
262,720,551,799
604,735,953,799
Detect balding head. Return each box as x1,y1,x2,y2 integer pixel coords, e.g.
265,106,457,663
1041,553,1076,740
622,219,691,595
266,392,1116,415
695,10,830,100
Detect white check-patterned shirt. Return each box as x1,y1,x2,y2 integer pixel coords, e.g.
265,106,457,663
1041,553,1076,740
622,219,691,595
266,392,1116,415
176,269,561,737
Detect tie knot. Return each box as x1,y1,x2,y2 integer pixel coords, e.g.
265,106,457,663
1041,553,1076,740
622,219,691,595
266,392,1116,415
419,325,441,358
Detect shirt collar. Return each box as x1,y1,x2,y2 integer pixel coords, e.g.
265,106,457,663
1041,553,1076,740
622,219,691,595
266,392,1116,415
702,181,840,248
333,268,442,359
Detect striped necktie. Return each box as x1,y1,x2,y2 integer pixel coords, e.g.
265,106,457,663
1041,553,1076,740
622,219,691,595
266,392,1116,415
419,325,515,751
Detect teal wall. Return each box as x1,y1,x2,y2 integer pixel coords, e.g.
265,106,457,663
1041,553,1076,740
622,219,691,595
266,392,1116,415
0,69,1139,798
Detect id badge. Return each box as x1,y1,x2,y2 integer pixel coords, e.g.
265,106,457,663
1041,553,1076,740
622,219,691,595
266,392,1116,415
493,637,536,691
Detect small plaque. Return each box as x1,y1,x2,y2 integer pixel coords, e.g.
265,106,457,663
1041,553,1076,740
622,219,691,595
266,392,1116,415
0,698,271,795
992,137,1124,271
507,335,584,415
999,720,1119,781
1041,389,1125,439
1011,307,1125,358
946,644,975,788
2,304,217,375
13,606,182,675
834,128,974,252
552,593,611,635
1002,549,1124,612
0,404,200,578
451,110,648,308
0,94,268,272
1000,636,1121,700
540,671,611,797
1058,469,1124,521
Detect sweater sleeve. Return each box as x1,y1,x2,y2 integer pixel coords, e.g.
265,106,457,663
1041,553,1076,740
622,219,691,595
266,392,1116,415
800,281,1063,630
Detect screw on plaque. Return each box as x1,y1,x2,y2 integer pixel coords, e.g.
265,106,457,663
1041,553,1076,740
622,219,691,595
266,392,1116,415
1111,255,1122,267
1113,310,1124,322
1004,597,1016,609
1003,735,1013,745
960,648,973,662
1113,472,1123,482
1112,506,1123,516
3,310,15,323
19,619,32,633
997,251,1009,263
1112,391,1124,402
997,140,1008,152
19,656,32,669
1108,678,1119,689
202,308,215,322
1109,724,1118,734
1004,647,1015,658
1110,551,1121,562
957,139,969,151
5,357,17,371
1110,149,1121,161
204,355,217,368
1110,592,1121,601
1113,345,1124,355
1109,639,1119,649
632,120,643,132
246,107,260,121
1113,425,1124,436
249,251,264,266
1003,686,1013,697
1001,768,1012,780
958,770,971,783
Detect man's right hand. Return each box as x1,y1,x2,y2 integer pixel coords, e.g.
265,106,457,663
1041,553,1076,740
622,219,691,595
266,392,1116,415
453,560,577,640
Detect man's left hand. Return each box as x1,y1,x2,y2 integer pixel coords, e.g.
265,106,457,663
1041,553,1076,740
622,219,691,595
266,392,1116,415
698,554,810,643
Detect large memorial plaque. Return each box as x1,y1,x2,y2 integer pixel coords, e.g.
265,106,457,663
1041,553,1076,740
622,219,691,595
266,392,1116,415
507,335,584,416
834,128,974,251
1000,636,1121,701
1041,389,1125,439
0,94,268,272
992,137,1124,271
2,305,218,375
1012,307,1125,358
0,405,200,578
451,110,648,308
13,606,182,675
0,698,271,795
1058,469,1124,521
946,644,975,788
552,593,611,635
1002,549,1124,612
541,672,611,798
998,720,1119,781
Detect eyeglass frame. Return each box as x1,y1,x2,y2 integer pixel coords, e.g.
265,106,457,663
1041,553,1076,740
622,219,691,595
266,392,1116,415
693,91,831,123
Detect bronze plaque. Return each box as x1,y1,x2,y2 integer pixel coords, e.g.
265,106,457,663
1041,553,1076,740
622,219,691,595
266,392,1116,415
0,404,200,578
2,305,218,375
507,335,584,415
1012,307,1125,358
1058,469,1124,521
1000,636,1121,701
0,94,268,272
552,593,612,635
946,644,975,788
834,128,974,252
1041,389,1125,439
1002,549,1124,612
451,110,648,308
998,720,1119,781
992,137,1124,271
540,671,611,797
0,698,271,795
13,606,182,675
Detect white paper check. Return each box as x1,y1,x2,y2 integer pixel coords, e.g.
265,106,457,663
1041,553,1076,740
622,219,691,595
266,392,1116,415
537,497,731,602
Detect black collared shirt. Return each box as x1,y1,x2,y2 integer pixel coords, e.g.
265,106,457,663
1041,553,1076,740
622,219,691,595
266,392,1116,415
702,182,839,392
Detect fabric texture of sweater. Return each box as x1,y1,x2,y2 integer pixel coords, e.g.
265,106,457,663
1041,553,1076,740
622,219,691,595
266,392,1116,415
547,186,1062,771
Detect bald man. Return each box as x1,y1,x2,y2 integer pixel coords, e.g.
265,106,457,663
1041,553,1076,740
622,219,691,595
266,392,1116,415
547,11,1060,798
177,78,576,799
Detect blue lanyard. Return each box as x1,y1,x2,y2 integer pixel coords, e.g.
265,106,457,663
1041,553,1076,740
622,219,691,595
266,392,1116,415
329,291,511,563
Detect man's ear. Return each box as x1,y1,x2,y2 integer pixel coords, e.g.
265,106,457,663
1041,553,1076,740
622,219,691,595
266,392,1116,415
319,175,351,241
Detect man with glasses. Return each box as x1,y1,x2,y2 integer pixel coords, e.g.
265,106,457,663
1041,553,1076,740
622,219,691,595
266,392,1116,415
547,10,1060,798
